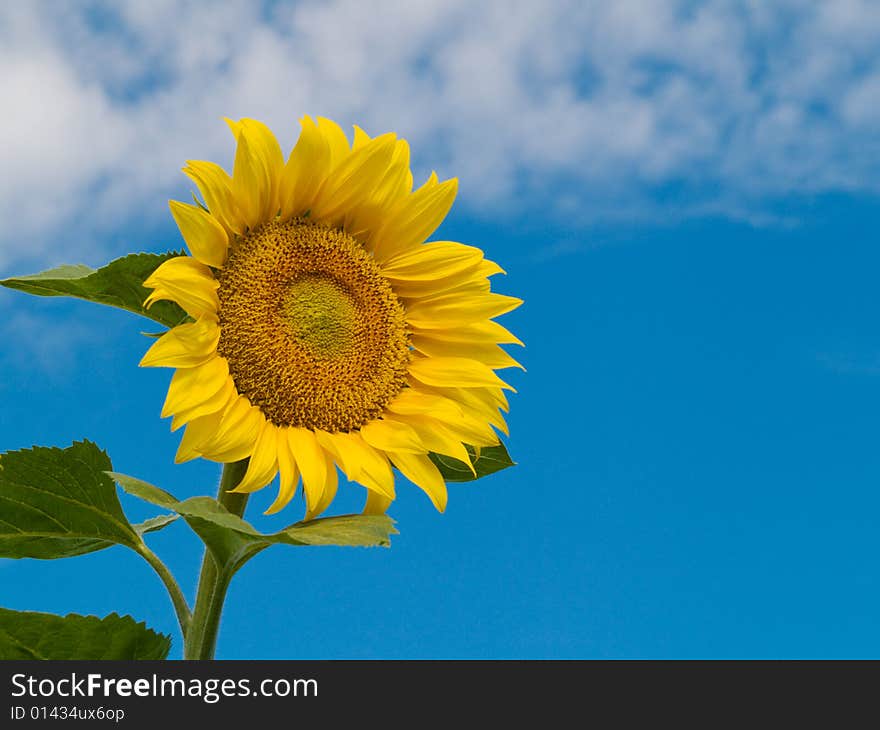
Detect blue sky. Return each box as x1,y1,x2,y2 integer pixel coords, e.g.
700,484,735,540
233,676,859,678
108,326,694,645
2,0,880,658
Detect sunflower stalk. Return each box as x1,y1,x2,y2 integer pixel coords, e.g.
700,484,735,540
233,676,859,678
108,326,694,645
136,542,192,638
184,459,250,660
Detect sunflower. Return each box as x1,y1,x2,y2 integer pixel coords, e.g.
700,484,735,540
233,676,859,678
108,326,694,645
140,117,522,518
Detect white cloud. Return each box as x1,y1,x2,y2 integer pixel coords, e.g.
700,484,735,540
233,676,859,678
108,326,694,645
1,0,879,270
0,308,96,378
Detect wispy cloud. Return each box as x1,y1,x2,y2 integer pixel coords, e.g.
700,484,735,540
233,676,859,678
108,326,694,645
1,0,879,269
0,308,96,379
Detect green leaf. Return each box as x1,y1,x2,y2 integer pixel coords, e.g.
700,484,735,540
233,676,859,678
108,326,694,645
285,513,400,547
134,513,179,536
430,443,516,482
108,472,179,509
112,473,397,578
0,441,144,559
0,608,170,660
176,497,396,576
0,251,188,328
173,497,259,571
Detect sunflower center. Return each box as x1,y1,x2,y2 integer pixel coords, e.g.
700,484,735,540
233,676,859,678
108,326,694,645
282,275,359,359
217,218,411,432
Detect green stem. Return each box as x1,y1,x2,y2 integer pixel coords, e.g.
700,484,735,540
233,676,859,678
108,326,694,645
184,459,249,660
137,542,191,639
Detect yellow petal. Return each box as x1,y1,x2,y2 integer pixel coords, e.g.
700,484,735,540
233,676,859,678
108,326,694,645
316,431,395,499
162,356,229,418
370,175,458,262
380,241,484,281
196,396,262,461
305,453,338,520
143,256,219,320
288,427,327,515
440,411,501,448
414,382,509,435
169,376,236,432
476,258,506,277
363,490,392,515
230,420,279,493
410,319,524,346
386,413,473,472
168,201,229,268
139,317,220,368
279,116,332,218
408,356,515,391
385,388,463,420
405,275,492,299
388,270,490,300
226,118,284,183
359,418,425,454
417,380,509,411
230,132,270,230
343,151,414,241
264,426,301,515
309,133,397,225
442,383,510,416
405,292,523,329
205,410,265,463
352,124,371,149
175,409,225,463
418,378,508,409
373,154,413,205
378,138,414,203
389,452,448,512
411,336,524,370
390,138,412,178
459,393,509,435
474,385,510,414
227,117,284,225
387,277,470,301
183,160,244,235
314,430,356,478
317,116,351,168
